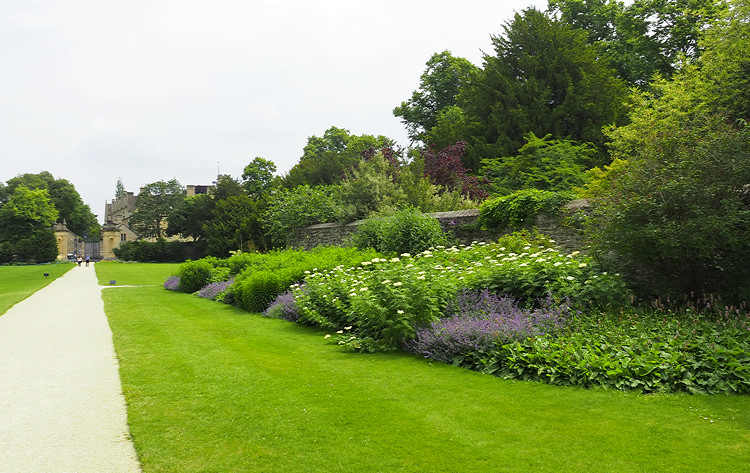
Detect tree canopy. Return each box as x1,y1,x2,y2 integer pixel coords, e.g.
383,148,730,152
283,126,396,187
393,51,478,144
0,186,59,263
129,179,184,239
460,8,628,168
1,171,99,237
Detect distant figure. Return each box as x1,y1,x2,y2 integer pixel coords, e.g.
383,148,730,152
85,256,90,267
77,256,82,267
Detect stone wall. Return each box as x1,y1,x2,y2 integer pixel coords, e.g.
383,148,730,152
290,200,591,252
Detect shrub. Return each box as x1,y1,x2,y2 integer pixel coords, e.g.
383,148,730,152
294,236,631,352
407,290,572,364
177,260,214,293
352,208,448,255
485,310,750,395
295,256,458,352
198,278,234,301
262,185,339,248
163,276,180,291
263,291,301,322
590,119,750,302
114,239,189,262
478,189,574,230
234,271,282,313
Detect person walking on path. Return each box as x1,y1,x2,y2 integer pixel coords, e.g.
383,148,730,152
86,255,90,267
0,263,141,473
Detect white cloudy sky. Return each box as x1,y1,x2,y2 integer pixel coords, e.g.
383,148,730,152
1,0,544,222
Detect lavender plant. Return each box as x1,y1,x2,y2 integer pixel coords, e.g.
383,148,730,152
263,290,302,322
197,278,235,301
164,275,180,291
407,290,572,363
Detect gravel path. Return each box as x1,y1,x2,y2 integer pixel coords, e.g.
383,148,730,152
0,265,141,473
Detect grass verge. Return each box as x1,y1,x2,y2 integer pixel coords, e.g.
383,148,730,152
0,262,73,315
104,285,750,473
95,261,180,286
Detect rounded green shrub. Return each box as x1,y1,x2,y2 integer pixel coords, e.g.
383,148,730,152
235,271,282,313
353,208,447,255
177,260,214,293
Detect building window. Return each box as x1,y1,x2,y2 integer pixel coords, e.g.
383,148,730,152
121,233,127,242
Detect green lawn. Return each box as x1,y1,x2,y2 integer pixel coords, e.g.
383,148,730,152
0,262,73,315
94,261,180,287
103,283,750,472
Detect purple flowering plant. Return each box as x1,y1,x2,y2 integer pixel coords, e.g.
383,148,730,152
197,278,235,301
164,275,180,291
407,289,572,363
263,290,302,322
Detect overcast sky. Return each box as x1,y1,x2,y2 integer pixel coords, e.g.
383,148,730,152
1,0,544,222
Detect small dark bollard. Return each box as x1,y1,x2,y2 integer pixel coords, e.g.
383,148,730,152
43,273,49,278
109,280,116,285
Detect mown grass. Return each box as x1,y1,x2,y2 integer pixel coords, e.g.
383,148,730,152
0,262,73,315
103,282,750,472
95,261,180,287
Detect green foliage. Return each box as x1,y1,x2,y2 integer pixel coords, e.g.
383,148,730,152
460,7,628,166
129,179,184,239
283,126,394,187
481,133,594,195
335,151,406,221
696,0,750,122
262,185,339,248
592,119,750,301
590,14,750,301
177,259,215,293
396,159,477,212
115,178,126,198
178,246,382,313
3,171,99,237
478,189,573,230
295,238,631,352
166,194,215,243
234,271,284,313
393,51,478,143
113,239,189,263
12,228,59,263
204,195,266,256
548,0,727,86
241,157,277,197
352,208,448,256
0,186,59,263
452,309,750,395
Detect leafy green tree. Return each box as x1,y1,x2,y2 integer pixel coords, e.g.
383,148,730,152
698,0,750,121
394,51,478,144
212,175,245,200
166,194,215,243
204,195,265,256
262,185,340,248
590,2,750,301
461,8,628,168
115,178,126,198
241,157,278,197
129,179,184,239
0,186,59,262
336,151,407,221
283,126,395,187
3,172,98,237
548,0,727,86
481,133,594,195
